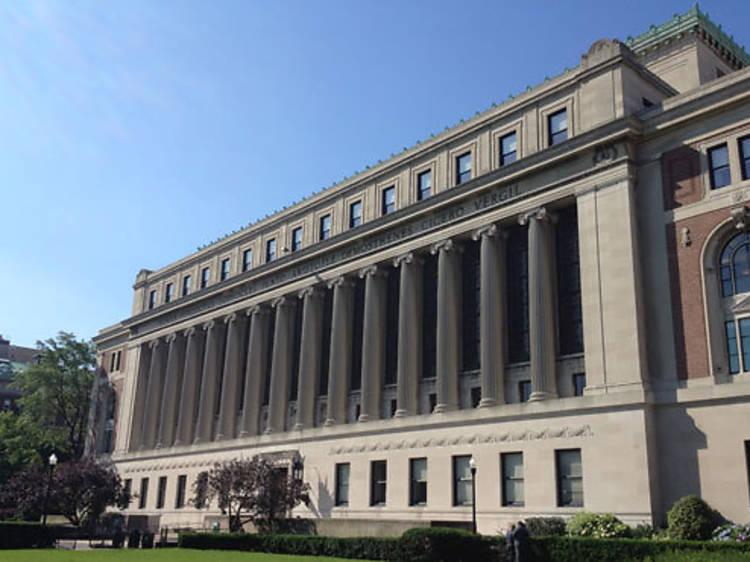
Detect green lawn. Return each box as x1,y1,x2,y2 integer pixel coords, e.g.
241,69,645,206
1,550,377,562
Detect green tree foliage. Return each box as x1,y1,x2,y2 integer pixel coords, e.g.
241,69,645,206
667,495,720,541
0,411,64,485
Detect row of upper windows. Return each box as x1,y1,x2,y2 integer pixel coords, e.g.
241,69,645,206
145,109,569,311
708,135,750,190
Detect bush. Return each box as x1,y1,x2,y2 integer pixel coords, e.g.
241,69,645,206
525,517,567,536
0,521,54,549
566,512,631,538
667,495,720,541
397,527,494,562
631,523,654,539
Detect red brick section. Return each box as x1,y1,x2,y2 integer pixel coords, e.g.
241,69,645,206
667,208,728,379
662,146,702,211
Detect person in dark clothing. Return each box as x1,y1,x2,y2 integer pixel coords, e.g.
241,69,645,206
512,520,530,562
505,524,516,562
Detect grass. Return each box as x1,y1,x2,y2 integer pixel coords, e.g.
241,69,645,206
0,550,377,562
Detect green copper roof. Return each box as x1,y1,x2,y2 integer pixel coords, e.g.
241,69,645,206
626,3,750,66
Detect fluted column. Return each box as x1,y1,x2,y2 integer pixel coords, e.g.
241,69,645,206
473,224,506,407
216,312,248,440
394,252,423,417
193,320,226,443
520,206,558,401
265,296,296,434
294,287,325,430
140,338,166,450
156,332,186,448
239,305,271,437
174,326,204,446
358,266,388,422
325,276,354,426
431,239,462,413
129,343,152,451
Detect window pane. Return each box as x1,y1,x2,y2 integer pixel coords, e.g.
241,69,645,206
556,449,583,507
502,452,524,506
739,318,750,372
519,380,531,402
267,239,276,261
549,109,567,145
350,201,362,227
740,136,750,180
734,245,750,294
410,458,427,505
418,171,431,200
501,133,517,165
243,249,252,272
709,145,731,190
726,321,739,374
457,153,472,184
335,463,350,506
371,460,387,505
453,456,472,506
382,187,395,214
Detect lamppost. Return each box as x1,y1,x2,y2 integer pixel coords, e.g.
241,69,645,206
42,453,58,527
469,456,477,534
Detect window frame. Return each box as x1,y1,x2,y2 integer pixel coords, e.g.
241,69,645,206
335,463,350,507
319,214,332,241
156,475,167,509
381,186,396,216
138,477,149,509
291,226,303,252
242,249,253,272
200,267,210,289
409,457,428,506
349,200,362,228
164,282,173,303
452,455,473,507
370,460,387,506
740,135,750,181
456,152,472,185
148,290,157,310
266,238,277,262
548,108,568,146
181,275,191,297
417,170,431,201
175,474,187,509
500,131,517,166
220,258,231,281
708,143,731,190
556,448,584,508
501,452,525,507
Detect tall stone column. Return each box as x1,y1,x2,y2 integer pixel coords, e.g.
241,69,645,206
265,296,296,434
239,305,271,437
520,206,558,401
325,276,354,426
193,320,226,443
394,252,423,417
294,287,324,430
174,326,205,446
358,266,387,422
156,332,186,448
129,342,152,451
431,239,462,413
140,338,166,450
473,224,506,407
216,312,248,440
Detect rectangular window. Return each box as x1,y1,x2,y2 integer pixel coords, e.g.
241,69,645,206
110,353,116,371
370,460,387,506
382,186,395,215
182,275,191,297
164,283,173,303
500,132,517,166
428,392,437,413
740,318,750,372
456,152,472,184
320,214,331,241
453,455,473,506
349,200,362,228
471,386,481,408
156,476,167,509
114,350,121,371
409,458,427,506
266,239,276,262
175,474,187,509
417,170,431,200
124,479,132,507
556,206,583,355
727,320,740,374
573,373,586,396
709,144,731,189
138,477,149,509
292,227,303,252
201,267,210,289
220,258,231,281
740,136,750,181
501,452,524,507
148,290,157,310
556,449,583,507
507,226,529,362
242,249,252,272
519,380,531,403
745,441,750,503
335,463,350,506
549,109,568,145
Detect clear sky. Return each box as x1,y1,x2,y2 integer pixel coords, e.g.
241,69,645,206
1,1,749,348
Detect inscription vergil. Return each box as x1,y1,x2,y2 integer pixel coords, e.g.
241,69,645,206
130,181,527,336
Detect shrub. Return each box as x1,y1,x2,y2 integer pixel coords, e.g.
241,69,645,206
631,523,655,539
566,512,631,538
397,527,494,562
667,495,719,541
0,521,54,549
525,517,567,536
712,522,750,543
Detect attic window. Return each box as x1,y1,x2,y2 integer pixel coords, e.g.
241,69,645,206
642,97,654,108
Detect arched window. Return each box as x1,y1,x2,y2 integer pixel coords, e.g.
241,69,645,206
720,231,750,297
719,231,750,374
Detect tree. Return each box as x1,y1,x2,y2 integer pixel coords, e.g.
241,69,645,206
15,332,96,460
192,456,310,532
0,463,47,520
0,411,64,485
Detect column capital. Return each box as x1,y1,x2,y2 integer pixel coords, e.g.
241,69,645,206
271,295,294,309
299,285,326,300
202,319,217,331
148,338,161,351
472,223,506,241
393,251,424,268
183,326,197,338
246,303,271,317
519,206,556,226
224,311,238,325
359,264,388,279
430,238,463,256
327,275,354,290
165,332,178,344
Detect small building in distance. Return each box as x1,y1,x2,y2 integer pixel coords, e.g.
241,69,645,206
0,334,39,412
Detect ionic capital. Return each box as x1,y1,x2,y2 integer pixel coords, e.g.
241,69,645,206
166,332,178,344
183,326,197,338
519,206,555,226
359,264,388,279
271,295,294,309
246,303,270,317
299,285,325,300
471,223,499,241
393,251,424,268
327,275,354,290
224,312,238,325
202,319,217,331
148,338,161,351
430,238,462,256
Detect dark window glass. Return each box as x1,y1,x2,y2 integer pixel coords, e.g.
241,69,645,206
110,353,116,371
292,227,303,252
139,478,149,509
740,318,750,373
220,258,230,281
263,311,276,405
740,136,750,180
156,476,166,509
243,249,252,272
350,200,362,228
642,97,654,108
382,186,395,215
410,458,427,506
470,387,481,408
350,278,365,391
148,290,157,310
519,380,531,402
720,232,750,297
709,144,731,189
428,392,437,414
266,239,276,262
745,441,750,503
320,214,331,241
549,109,568,145
502,452,524,506
319,288,333,395
164,283,173,303
556,449,583,507
124,479,132,508
175,475,187,509
418,170,431,200
370,460,387,506
115,350,121,371
385,267,400,385
462,239,480,372
201,267,210,289
452,456,473,506
335,463,350,506
573,373,586,396
500,132,517,166
390,398,397,417
422,254,438,379
727,321,740,374
557,206,583,355
290,301,302,401
456,152,472,184
507,226,529,362
182,276,191,297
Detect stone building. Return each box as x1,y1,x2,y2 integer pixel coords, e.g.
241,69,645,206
0,334,39,412
92,6,750,534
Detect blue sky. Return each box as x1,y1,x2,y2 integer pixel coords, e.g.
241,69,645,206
1,1,749,348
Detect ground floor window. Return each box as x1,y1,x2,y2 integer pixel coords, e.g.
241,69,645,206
453,455,473,506
370,460,386,506
335,463,350,506
138,478,149,509
156,476,167,509
501,452,524,507
409,458,427,506
175,474,187,509
556,449,583,507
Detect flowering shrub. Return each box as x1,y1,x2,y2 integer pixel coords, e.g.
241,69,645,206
566,512,631,538
713,523,750,543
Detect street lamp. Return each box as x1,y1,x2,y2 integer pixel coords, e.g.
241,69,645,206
469,456,477,534
42,453,58,527
292,454,304,483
